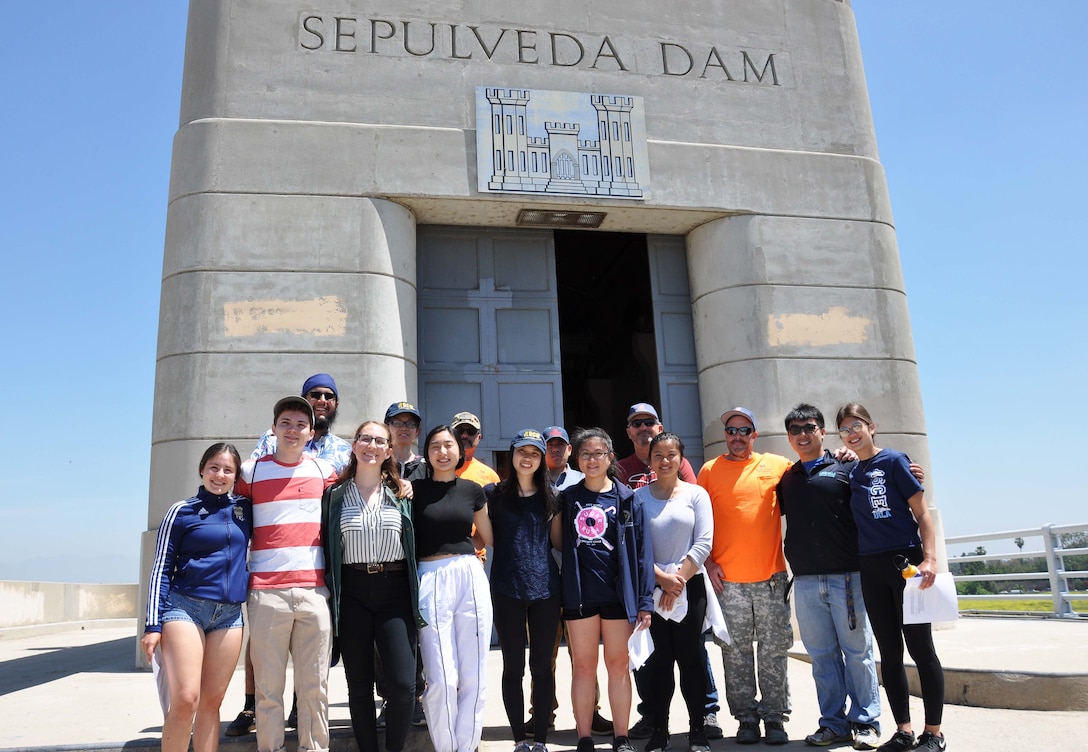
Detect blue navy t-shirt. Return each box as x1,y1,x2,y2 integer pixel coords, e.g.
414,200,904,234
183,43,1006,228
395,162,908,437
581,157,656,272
565,483,622,606
848,448,924,556
488,489,560,601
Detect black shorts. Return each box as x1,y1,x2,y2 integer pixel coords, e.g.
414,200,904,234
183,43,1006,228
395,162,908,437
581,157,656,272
562,601,627,621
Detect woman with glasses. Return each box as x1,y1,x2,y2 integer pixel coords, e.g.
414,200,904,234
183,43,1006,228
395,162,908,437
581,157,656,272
323,421,422,752
632,432,719,752
556,428,654,752
834,404,945,752
141,443,251,752
486,429,562,752
412,424,494,752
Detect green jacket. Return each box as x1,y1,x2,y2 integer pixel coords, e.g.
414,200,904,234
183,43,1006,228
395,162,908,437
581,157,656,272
322,480,426,633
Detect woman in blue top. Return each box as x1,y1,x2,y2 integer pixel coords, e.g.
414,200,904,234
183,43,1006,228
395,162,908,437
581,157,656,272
487,429,562,752
141,443,251,752
557,428,654,752
835,404,945,752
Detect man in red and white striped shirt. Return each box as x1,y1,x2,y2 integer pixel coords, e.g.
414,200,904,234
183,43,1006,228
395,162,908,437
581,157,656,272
236,395,338,752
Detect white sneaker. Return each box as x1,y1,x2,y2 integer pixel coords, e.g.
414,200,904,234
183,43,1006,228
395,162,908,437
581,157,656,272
852,725,880,750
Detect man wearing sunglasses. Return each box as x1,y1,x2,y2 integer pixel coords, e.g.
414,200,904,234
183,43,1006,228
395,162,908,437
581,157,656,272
451,411,501,486
698,407,795,746
248,373,353,473
617,403,698,489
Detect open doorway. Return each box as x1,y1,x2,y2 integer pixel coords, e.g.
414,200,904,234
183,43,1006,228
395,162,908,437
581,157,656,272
554,230,658,444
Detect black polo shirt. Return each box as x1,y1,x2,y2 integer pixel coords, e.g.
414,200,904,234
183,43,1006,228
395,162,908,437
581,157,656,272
778,451,860,576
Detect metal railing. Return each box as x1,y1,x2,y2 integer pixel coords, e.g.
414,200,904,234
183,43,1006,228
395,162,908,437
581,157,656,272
945,522,1088,618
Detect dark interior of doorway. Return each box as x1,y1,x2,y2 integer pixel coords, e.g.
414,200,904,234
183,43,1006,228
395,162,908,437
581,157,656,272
554,230,659,446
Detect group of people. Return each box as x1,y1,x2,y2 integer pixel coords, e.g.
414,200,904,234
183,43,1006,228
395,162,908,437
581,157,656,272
143,374,947,752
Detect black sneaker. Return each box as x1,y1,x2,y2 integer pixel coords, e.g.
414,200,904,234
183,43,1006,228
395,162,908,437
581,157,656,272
764,721,788,746
876,730,915,752
376,701,387,730
411,698,426,727
645,729,671,752
804,727,852,746
592,711,615,735
628,717,654,739
914,732,946,752
224,709,255,737
703,713,723,740
688,729,710,752
286,705,298,730
577,737,597,752
614,735,637,752
736,720,761,745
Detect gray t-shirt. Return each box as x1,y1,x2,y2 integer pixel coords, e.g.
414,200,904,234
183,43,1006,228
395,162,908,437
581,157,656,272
634,481,713,568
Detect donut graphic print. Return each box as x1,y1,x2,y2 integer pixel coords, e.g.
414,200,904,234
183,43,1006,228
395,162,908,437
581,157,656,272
574,502,614,550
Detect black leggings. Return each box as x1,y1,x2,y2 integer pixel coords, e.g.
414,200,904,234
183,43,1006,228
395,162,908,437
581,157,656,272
337,567,418,752
635,574,708,732
492,590,562,743
859,550,944,726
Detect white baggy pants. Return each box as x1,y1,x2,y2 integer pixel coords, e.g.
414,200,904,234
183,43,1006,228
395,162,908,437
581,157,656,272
417,555,494,752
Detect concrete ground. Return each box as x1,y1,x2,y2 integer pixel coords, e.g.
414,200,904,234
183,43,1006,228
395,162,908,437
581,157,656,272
1,617,1086,752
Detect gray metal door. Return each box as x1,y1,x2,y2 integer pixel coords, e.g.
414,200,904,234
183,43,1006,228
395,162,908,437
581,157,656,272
647,234,704,471
417,226,564,466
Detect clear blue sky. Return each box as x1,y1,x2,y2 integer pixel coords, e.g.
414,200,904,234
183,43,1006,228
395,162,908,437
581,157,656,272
1,3,1084,582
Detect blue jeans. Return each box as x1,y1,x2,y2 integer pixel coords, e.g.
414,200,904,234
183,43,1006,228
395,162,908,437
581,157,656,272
793,573,881,735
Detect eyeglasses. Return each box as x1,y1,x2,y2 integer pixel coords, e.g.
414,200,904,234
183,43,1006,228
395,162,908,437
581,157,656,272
354,435,389,447
838,421,868,437
307,390,336,401
787,424,820,436
724,426,754,436
389,419,419,429
628,418,658,428
578,451,611,462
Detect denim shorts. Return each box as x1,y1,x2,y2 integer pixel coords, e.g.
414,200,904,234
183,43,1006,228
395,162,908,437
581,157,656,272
161,590,243,632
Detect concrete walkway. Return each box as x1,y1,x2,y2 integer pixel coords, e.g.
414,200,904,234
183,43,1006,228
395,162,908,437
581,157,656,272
1,617,1086,752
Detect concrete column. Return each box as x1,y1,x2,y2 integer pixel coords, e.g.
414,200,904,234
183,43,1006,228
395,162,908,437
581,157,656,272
686,214,946,563
137,195,416,666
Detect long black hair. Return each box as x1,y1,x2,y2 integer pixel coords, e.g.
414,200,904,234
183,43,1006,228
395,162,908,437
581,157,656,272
493,442,559,518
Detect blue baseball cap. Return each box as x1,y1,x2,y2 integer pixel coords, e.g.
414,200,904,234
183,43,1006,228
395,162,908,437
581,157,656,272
511,429,547,454
542,425,570,444
627,403,660,421
720,407,757,431
385,401,421,422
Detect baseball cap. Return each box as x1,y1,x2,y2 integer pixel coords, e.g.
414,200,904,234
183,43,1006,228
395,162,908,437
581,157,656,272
451,411,482,431
385,401,421,422
274,395,315,427
627,403,660,422
511,429,547,454
542,426,570,444
720,407,757,431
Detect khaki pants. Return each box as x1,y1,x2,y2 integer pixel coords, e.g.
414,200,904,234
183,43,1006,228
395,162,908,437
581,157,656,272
248,586,333,752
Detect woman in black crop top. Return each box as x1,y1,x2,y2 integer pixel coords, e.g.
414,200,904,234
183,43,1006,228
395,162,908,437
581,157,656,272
411,425,494,752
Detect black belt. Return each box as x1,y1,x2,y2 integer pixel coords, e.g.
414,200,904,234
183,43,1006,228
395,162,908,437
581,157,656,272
347,561,408,574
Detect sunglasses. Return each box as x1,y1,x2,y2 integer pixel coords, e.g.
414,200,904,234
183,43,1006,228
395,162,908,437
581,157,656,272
628,418,658,428
307,390,336,401
724,426,754,436
787,424,820,436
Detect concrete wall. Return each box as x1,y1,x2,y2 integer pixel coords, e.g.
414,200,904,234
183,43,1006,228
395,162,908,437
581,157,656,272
0,581,138,629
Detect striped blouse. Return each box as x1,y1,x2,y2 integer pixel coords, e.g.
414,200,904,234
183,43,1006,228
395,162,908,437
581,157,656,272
339,480,406,564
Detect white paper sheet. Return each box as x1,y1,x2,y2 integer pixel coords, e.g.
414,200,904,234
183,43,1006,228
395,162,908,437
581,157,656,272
902,572,960,624
628,624,654,670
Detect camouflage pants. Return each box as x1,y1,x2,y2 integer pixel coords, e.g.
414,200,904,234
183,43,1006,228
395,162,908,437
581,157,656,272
715,572,793,723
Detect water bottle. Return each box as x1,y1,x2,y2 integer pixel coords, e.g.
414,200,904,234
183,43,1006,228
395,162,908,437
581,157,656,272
893,554,919,579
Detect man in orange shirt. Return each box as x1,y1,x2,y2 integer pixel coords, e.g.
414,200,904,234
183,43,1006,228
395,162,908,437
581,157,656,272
451,411,501,486
698,407,793,746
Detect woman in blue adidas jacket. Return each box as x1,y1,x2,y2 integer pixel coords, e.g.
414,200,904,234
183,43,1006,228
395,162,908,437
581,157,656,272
141,443,252,752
